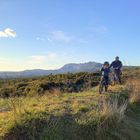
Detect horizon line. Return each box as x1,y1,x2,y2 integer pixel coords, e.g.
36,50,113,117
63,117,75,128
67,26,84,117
0,61,138,72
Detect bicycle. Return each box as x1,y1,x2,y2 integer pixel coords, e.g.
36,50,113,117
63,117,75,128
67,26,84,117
111,68,122,85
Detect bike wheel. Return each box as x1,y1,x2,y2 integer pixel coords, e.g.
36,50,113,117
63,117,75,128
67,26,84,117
113,70,122,85
110,75,115,86
112,73,118,85
99,81,104,94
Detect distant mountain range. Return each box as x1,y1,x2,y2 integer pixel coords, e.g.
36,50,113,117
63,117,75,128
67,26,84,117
0,62,102,78
0,61,137,79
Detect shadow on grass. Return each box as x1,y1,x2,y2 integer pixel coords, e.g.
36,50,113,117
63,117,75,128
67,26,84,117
3,111,97,140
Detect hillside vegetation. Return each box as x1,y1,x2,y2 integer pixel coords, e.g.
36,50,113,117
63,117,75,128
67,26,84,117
0,72,100,98
0,67,139,98
0,68,140,140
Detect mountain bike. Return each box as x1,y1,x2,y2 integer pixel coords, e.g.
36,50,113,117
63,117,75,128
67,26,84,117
111,69,122,85
99,76,108,94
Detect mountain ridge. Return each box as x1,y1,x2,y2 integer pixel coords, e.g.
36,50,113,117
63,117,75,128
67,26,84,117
0,61,137,79
0,61,102,78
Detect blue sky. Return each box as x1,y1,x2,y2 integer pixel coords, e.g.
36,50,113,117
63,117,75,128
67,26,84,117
0,0,140,71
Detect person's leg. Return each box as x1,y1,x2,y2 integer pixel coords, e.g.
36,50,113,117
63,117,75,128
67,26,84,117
118,74,122,84
117,70,122,84
99,76,104,94
105,76,109,92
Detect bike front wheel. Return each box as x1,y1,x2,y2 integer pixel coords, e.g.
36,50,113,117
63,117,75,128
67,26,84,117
99,81,104,94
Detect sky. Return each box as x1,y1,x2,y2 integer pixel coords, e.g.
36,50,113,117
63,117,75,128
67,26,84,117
0,0,140,71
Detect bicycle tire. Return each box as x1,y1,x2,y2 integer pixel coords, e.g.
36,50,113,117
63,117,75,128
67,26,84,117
99,81,104,94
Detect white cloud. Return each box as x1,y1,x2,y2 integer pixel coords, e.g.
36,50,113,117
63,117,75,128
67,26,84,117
50,30,73,43
36,30,86,44
28,56,46,64
88,25,109,33
36,37,41,41
48,53,57,59
47,38,53,42
49,30,87,44
36,36,53,42
27,53,57,64
0,28,16,38
36,37,45,41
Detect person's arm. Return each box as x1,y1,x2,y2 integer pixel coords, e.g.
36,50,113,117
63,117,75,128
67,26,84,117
101,67,104,72
118,61,122,69
100,67,104,76
99,67,102,75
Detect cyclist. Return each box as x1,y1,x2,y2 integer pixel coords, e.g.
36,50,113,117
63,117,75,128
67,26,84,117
100,61,110,93
110,56,123,84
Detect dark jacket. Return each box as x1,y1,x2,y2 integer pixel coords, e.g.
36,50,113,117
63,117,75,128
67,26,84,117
101,67,110,77
109,60,122,70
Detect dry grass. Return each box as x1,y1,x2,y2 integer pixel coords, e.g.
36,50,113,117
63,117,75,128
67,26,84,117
1,84,138,140
126,79,140,104
99,97,127,120
96,95,128,140
44,88,62,98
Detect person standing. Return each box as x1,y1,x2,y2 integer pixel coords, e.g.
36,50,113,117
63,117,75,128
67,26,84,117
99,61,110,93
110,56,123,84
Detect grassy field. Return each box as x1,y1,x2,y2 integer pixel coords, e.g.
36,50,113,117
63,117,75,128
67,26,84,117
0,82,140,140
0,68,140,140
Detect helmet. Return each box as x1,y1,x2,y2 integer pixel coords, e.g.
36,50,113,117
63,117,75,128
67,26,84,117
115,56,119,59
104,61,109,66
